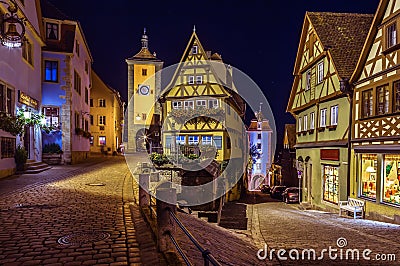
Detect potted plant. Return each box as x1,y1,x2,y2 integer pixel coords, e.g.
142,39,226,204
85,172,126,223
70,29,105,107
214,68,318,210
14,145,28,171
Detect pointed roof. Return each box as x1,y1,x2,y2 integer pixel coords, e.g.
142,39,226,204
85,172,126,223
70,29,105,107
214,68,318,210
350,0,390,83
283,124,296,149
307,12,374,79
127,29,161,61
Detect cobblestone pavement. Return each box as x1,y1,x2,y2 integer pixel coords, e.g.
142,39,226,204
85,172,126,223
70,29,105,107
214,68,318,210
0,154,164,266
251,201,400,265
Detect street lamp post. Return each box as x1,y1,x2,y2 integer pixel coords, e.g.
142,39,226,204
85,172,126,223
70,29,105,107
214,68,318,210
0,0,25,48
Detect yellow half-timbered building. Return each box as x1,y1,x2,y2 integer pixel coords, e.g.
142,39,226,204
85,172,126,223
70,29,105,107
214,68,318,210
287,12,373,210
350,0,400,223
160,30,246,201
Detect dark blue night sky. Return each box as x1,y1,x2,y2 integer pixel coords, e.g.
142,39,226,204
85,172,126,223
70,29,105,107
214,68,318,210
46,0,380,148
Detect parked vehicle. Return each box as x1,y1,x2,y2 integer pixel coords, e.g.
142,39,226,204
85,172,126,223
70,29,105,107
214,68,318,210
260,185,271,194
270,186,287,199
282,187,300,203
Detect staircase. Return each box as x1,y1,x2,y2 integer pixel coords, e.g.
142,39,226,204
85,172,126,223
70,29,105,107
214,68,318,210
24,160,52,174
218,202,248,230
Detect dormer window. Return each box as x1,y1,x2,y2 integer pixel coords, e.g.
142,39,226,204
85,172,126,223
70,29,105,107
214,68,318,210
257,122,262,130
46,22,58,40
192,45,198,54
387,23,397,49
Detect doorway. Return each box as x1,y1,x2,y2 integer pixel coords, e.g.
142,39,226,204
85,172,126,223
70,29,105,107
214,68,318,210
24,125,31,159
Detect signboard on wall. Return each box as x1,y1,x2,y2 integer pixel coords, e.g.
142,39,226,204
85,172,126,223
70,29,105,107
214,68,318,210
320,149,340,161
18,91,39,110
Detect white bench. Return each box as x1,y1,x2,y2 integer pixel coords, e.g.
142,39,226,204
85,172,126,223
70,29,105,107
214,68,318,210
339,198,365,219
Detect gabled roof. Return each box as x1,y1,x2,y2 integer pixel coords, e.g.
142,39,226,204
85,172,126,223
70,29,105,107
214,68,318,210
127,47,161,61
283,124,296,149
248,119,272,131
307,12,374,79
350,0,390,83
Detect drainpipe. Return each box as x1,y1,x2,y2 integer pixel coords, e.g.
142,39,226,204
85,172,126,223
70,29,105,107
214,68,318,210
340,79,353,198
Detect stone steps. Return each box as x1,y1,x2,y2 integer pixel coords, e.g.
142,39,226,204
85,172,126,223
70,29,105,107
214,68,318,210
218,202,248,230
23,161,52,174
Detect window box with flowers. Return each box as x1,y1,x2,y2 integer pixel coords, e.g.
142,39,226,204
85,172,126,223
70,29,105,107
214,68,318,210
169,107,225,125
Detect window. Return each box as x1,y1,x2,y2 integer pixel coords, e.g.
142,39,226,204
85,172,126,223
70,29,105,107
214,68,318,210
90,99,93,107
85,88,88,104
317,62,324,84
142,69,147,76
305,70,311,91
196,100,206,108
257,133,261,140
188,76,194,84
257,122,262,130
303,114,308,131
84,120,89,131
90,136,94,145
43,107,59,127
90,115,93,125
75,112,80,128
362,89,373,118
394,81,400,112
213,136,222,149
99,115,106,125
361,154,377,200
227,105,231,115
201,136,212,145
196,75,203,84
44,60,58,82
330,105,338,126
323,165,339,204
99,99,106,107
298,117,302,132
74,71,81,94
208,99,218,109
387,23,397,48
22,38,33,66
1,137,16,159
0,84,14,114
0,84,3,112
310,112,315,130
99,136,106,146
257,143,262,150
142,113,147,120
46,22,58,40
256,163,262,170
383,154,400,205
377,85,389,115
192,45,198,54
172,101,182,109
184,101,194,110
176,136,186,145
188,136,199,145
75,40,80,56
320,108,327,127
85,61,89,74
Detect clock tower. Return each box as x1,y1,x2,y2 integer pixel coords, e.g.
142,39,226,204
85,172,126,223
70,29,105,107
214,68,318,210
125,29,163,152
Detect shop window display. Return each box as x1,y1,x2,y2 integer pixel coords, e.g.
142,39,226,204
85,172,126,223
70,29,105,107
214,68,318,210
323,165,339,204
361,154,377,199
383,155,400,205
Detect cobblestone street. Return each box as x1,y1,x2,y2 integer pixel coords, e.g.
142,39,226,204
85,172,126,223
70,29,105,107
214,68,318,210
250,200,400,265
0,154,163,266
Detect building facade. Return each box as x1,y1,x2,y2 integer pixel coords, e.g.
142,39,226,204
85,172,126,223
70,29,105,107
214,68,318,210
159,30,247,201
41,0,92,164
90,70,124,154
0,0,45,178
287,12,373,210
350,0,400,223
247,111,273,190
125,30,163,152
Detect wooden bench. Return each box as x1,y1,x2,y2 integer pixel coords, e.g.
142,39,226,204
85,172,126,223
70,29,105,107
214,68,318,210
339,198,365,219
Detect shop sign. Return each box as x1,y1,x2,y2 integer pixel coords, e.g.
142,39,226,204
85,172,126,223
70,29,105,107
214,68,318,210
320,149,340,161
18,91,39,110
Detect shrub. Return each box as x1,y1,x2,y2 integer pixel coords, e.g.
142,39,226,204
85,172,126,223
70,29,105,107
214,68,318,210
14,145,28,171
43,143,62,154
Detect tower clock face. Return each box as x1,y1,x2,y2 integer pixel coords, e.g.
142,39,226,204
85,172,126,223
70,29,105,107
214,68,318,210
139,85,150,95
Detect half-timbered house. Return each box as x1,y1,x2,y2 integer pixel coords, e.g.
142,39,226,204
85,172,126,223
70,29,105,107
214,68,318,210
287,12,373,210
350,0,400,223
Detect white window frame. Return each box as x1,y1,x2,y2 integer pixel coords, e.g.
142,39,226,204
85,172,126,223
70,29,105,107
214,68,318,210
188,136,199,145
320,108,327,128
257,122,262,130
298,117,302,132
202,136,212,145
310,112,315,130
196,75,203,84
176,136,186,145
172,101,182,109
184,101,194,110
256,163,262,170
330,105,338,126
305,70,311,91
317,62,324,84
192,45,198,54
303,114,308,131
196,100,206,108
208,99,218,109
188,76,194,84
387,23,397,48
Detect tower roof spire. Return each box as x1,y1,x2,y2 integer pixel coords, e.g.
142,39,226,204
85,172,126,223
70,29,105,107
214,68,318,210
193,25,196,32
141,27,148,49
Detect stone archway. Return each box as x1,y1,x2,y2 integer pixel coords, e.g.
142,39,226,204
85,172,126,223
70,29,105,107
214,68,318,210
250,174,265,191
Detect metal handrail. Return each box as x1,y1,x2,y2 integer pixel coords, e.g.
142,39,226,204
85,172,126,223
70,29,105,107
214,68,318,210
169,210,221,266
168,232,193,266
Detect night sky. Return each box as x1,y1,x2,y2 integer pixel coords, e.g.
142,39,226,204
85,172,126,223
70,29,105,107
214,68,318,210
46,0,380,149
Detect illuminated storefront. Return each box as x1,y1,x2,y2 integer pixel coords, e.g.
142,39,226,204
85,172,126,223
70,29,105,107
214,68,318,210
323,165,339,204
